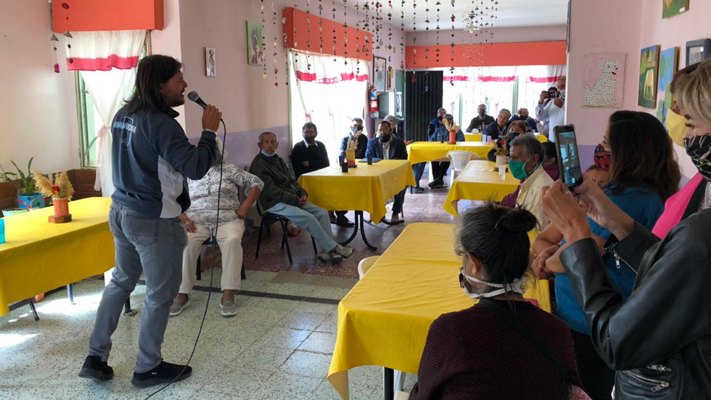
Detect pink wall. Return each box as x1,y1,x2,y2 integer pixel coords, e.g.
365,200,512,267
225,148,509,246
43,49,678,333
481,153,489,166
567,0,707,179
0,0,80,174
406,25,567,46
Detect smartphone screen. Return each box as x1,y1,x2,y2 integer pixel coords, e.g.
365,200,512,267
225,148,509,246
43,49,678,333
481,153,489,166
554,125,583,189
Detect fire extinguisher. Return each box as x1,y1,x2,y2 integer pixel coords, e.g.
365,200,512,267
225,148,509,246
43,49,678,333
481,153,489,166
369,86,378,115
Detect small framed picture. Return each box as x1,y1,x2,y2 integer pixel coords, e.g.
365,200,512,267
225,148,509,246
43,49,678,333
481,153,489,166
686,39,710,67
373,56,387,92
205,47,216,77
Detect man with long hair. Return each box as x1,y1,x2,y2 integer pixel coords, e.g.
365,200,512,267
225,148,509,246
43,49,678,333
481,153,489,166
79,55,221,388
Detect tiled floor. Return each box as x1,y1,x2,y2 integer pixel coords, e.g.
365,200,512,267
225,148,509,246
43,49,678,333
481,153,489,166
0,174,463,399
0,271,418,399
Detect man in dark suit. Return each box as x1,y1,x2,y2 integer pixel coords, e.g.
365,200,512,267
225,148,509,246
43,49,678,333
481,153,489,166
292,122,353,226
365,121,408,224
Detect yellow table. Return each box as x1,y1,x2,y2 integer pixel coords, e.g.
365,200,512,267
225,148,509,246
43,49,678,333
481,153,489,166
444,160,521,216
328,222,551,399
0,197,114,316
536,134,549,143
407,141,492,164
463,133,482,142
298,160,415,250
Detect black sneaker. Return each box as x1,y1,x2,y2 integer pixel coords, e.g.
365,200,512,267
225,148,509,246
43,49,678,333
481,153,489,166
413,186,425,194
132,360,192,388
78,355,114,382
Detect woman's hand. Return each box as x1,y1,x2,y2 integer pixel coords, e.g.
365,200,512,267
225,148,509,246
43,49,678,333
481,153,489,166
184,220,197,233
236,205,249,219
542,180,592,243
575,180,635,240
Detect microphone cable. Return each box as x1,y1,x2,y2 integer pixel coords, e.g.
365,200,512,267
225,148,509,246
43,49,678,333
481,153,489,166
145,117,227,399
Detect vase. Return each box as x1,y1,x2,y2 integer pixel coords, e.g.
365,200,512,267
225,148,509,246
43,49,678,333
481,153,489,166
346,150,356,167
18,193,45,210
53,198,70,217
496,155,508,167
448,130,457,144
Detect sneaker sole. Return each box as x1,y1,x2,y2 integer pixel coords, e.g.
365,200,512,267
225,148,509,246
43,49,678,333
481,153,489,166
169,302,189,317
131,371,192,388
79,368,113,382
318,255,343,264
221,310,238,317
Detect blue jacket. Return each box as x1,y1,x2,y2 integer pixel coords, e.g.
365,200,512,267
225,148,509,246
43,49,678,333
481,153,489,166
482,121,510,141
111,106,217,218
510,115,538,131
365,136,408,160
429,125,464,142
428,118,444,136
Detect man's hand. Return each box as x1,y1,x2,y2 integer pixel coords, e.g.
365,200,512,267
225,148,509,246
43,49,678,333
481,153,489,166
531,245,559,279
302,161,310,167
539,91,549,104
553,97,564,108
298,195,308,207
236,205,249,219
202,105,222,132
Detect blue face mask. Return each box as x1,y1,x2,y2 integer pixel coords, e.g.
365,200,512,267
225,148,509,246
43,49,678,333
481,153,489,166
261,150,277,157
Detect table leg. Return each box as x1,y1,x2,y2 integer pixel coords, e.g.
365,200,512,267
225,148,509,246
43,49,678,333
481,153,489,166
383,367,394,400
27,298,39,321
358,213,377,251
67,284,75,305
340,211,361,246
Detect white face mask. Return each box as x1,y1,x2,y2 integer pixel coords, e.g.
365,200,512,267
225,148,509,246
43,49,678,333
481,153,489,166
459,267,528,299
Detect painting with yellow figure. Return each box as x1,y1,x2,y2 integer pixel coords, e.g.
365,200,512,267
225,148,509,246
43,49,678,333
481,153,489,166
638,45,660,109
662,0,689,19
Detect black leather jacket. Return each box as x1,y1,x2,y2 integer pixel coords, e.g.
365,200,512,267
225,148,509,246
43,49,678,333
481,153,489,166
560,209,711,400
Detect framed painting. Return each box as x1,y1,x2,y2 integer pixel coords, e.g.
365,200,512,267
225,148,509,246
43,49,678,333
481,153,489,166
656,47,679,126
582,53,625,108
373,56,387,92
686,39,711,67
638,45,660,109
662,0,690,19
247,21,264,66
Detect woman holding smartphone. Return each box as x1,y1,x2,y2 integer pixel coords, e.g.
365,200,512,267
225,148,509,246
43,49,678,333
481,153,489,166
531,111,680,400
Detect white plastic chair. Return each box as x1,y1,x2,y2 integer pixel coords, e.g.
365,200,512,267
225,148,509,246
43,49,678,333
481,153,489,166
395,391,411,400
357,256,380,279
447,151,479,183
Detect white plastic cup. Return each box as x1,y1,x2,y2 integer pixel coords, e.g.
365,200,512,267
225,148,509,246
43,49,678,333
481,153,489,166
499,166,506,180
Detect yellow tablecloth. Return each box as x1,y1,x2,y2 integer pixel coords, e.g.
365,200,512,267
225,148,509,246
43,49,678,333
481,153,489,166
444,160,521,216
536,134,549,143
407,141,492,164
463,133,482,142
327,222,551,399
298,160,415,224
0,197,114,316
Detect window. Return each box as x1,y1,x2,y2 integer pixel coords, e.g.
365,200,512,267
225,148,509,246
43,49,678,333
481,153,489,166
75,73,100,168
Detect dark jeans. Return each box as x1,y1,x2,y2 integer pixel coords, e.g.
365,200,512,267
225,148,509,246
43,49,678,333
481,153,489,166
392,189,406,215
431,161,450,181
335,211,348,219
413,163,426,187
571,330,615,400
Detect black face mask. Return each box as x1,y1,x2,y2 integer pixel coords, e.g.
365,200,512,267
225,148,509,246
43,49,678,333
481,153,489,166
304,136,316,144
520,114,528,119
437,115,444,121
379,134,391,143
478,110,487,117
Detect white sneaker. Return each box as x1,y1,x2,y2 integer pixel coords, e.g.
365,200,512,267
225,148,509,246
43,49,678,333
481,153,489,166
219,300,237,317
334,244,355,259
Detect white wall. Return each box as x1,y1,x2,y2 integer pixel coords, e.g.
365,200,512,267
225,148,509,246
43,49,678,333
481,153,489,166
0,0,79,174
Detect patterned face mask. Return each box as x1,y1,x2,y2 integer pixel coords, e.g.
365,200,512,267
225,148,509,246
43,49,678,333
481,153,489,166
593,144,611,172
684,134,711,181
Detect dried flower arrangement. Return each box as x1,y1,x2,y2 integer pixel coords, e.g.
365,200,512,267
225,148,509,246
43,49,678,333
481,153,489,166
32,170,74,200
493,138,509,157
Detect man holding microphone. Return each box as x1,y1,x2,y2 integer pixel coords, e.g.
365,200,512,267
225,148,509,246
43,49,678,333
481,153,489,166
79,55,221,388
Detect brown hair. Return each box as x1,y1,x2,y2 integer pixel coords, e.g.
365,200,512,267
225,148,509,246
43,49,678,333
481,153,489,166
605,111,680,201
125,55,183,115
508,120,530,133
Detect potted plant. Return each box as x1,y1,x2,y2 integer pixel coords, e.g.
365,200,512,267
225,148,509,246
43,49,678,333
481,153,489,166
33,170,74,223
0,157,44,215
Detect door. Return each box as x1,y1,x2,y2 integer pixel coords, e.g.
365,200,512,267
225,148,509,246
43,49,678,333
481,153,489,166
405,71,444,142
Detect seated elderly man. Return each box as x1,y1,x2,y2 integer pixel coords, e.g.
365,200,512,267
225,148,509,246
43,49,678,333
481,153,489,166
365,121,408,224
507,134,554,229
428,113,464,189
250,131,354,264
509,108,538,131
171,138,263,317
482,109,512,142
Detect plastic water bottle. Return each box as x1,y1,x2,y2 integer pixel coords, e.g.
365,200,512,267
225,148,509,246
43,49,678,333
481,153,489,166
0,219,5,244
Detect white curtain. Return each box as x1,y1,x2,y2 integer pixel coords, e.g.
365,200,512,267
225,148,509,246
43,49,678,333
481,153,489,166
289,51,369,165
67,30,146,196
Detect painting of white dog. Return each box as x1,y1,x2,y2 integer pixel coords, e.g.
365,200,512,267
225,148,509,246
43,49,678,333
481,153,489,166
583,53,625,108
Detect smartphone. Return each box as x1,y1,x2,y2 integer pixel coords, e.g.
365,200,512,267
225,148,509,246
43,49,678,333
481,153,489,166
553,124,583,189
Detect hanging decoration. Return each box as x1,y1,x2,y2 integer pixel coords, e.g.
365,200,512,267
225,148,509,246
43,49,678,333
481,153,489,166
355,0,361,73
450,0,456,84
435,1,440,65
387,0,393,63
306,0,312,50
283,0,289,85
64,31,74,67
344,0,349,63
261,0,268,79
51,34,60,73
332,0,337,61
400,0,405,69
272,2,279,86
424,0,430,65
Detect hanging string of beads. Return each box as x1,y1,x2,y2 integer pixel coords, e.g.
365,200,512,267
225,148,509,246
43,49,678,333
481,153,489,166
262,0,268,80
51,34,60,73
450,0,455,84
400,0,405,69
272,2,279,86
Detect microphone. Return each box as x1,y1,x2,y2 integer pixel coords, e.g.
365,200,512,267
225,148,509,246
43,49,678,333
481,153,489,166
187,91,209,109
